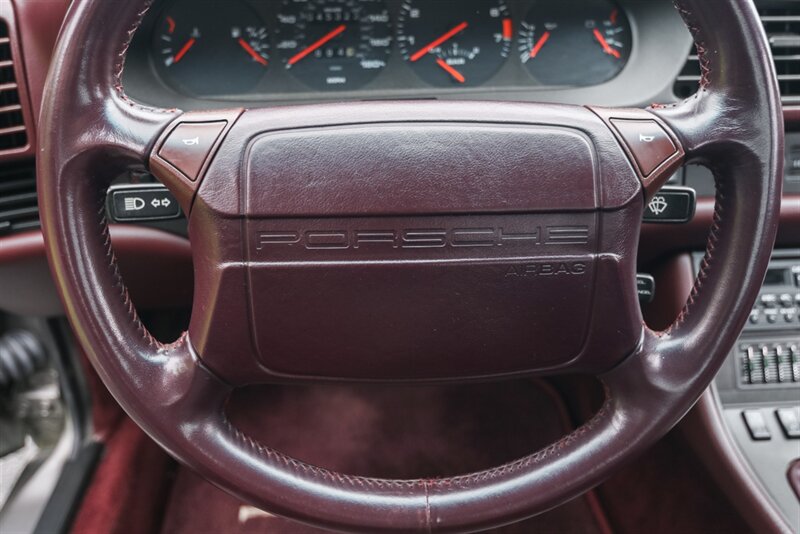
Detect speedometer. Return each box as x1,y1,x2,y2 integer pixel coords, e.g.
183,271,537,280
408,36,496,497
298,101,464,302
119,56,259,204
276,0,392,91
397,0,512,87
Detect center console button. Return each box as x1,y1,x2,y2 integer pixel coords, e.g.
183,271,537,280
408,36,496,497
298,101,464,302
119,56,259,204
748,347,765,384
636,274,656,304
761,293,778,308
790,344,800,382
742,410,772,440
776,407,800,439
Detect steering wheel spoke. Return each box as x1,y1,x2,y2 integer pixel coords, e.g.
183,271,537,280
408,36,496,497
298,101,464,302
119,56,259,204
589,106,686,200
149,109,243,215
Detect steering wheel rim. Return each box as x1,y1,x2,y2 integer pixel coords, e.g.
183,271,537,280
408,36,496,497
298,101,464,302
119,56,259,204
37,0,783,532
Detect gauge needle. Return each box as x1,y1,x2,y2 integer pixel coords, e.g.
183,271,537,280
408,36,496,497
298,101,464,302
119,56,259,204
172,38,196,64
529,31,551,58
436,58,465,83
593,28,620,59
410,22,468,62
238,38,268,66
288,24,346,66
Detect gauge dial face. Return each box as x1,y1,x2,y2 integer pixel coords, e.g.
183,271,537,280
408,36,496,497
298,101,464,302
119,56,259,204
153,0,269,96
276,0,391,91
518,0,631,86
397,0,512,87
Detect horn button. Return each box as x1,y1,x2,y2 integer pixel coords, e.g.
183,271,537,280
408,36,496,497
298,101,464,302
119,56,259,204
183,113,648,383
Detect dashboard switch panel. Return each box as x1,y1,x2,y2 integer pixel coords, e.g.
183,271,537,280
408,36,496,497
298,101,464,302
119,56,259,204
158,121,227,181
744,256,800,332
737,340,800,387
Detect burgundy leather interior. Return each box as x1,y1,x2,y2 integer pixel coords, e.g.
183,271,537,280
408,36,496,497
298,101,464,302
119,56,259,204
36,0,785,531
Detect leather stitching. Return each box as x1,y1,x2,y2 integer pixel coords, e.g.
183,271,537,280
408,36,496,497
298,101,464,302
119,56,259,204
673,0,711,90
95,188,160,350
111,0,173,114
666,165,724,333
650,0,709,111
653,0,724,335
218,387,614,493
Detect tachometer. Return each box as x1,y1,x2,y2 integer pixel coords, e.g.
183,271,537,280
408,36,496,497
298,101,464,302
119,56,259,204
153,0,269,96
518,0,631,86
397,0,512,87
276,0,392,91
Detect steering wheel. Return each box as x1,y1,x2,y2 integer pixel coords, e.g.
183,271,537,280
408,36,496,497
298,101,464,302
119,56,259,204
38,0,783,531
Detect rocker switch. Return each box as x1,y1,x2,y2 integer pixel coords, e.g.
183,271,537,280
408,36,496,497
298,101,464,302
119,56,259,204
742,410,772,441
611,119,677,177
158,121,227,181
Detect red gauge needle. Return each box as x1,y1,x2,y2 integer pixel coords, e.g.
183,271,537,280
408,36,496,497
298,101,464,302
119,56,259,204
529,31,551,58
288,24,346,66
238,38,268,66
172,37,196,64
410,22,468,62
436,58,465,83
593,28,620,59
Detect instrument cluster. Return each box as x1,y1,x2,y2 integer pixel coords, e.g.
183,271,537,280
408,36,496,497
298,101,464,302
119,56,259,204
148,0,633,97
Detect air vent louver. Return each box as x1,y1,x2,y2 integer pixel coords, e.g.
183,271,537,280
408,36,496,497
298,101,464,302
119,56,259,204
0,163,38,236
673,47,701,100
674,4,800,104
0,20,26,151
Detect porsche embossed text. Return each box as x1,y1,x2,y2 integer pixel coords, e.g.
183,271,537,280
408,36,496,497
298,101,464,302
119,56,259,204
255,226,590,251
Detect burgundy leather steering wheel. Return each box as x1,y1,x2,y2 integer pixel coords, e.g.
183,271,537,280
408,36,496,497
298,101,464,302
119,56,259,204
38,0,783,531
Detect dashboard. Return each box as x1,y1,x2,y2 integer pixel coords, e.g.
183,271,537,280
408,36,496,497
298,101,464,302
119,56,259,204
124,0,693,108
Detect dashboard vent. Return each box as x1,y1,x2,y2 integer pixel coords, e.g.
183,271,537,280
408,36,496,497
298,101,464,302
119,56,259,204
0,163,38,236
673,47,701,100
0,19,26,151
674,4,800,104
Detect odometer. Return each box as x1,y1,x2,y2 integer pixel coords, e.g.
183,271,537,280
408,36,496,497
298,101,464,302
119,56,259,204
276,0,391,91
397,0,512,87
